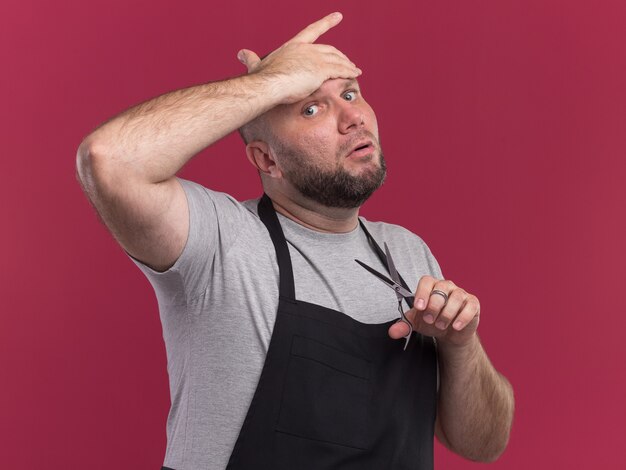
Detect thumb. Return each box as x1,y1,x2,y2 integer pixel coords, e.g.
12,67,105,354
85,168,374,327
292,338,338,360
388,319,411,339
237,49,261,72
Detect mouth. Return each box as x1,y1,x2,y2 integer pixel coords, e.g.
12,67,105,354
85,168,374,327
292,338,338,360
347,140,374,158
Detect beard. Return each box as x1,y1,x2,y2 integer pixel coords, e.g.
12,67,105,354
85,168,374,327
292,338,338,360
273,137,387,209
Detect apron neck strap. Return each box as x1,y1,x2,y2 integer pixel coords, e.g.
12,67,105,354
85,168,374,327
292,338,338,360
258,194,412,307
258,194,296,300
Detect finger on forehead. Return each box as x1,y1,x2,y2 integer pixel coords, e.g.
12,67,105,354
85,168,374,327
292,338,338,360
287,12,343,44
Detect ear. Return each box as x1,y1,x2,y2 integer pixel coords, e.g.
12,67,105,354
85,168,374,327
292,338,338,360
245,141,283,179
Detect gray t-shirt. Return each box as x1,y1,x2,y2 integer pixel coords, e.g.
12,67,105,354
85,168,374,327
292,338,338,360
127,177,443,470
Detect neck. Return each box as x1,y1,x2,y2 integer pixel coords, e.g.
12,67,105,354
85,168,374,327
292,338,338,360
267,188,360,234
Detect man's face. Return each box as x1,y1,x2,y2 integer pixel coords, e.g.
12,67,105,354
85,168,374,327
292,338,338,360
267,78,386,209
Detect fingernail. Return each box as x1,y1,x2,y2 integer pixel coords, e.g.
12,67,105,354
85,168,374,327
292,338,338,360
332,12,342,19
237,50,245,63
416,298,425,310
423,313,434,324
453,320,464,330
435,320,446,330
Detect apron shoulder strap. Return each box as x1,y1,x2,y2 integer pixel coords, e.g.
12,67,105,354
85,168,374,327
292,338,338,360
258,194,296,300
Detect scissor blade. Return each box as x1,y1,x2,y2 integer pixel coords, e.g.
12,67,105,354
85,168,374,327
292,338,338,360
355,259,414,299
383,242,403,301
355,259,394,286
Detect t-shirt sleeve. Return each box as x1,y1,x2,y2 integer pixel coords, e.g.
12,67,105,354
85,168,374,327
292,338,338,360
420,237,444,280
125,177,248,305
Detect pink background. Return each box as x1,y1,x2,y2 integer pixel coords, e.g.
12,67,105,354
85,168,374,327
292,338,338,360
2,0,625,468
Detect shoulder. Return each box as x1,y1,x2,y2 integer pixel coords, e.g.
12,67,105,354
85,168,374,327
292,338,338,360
177,177,252,210
176,177,261,222
127,179,270,304
359,217,428,248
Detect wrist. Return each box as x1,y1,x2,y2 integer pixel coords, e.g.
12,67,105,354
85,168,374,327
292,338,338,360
437,333,481,367
240,70,292,107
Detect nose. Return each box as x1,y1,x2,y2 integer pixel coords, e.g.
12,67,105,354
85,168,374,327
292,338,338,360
337,101,364,134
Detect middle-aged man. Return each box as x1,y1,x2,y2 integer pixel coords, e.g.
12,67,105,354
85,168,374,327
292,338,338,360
76,12,514,470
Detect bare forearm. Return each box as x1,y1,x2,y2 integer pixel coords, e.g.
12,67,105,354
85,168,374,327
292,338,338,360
436,335,514,462
79,73,283,184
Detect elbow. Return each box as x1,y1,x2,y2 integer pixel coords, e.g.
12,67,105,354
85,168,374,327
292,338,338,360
76,136,107,174
475,435,511,463
441,427,512,464
454,432,511,463
76,139,91,184
76,136,116,207
75,137,116,195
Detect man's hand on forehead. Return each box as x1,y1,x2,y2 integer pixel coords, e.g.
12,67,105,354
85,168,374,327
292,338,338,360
236,12,362,105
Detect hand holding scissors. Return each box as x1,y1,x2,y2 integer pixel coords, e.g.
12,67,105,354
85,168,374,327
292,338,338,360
356,243,481,348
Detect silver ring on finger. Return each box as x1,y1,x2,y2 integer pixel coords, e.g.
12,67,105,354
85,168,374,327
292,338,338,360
430,289,449,305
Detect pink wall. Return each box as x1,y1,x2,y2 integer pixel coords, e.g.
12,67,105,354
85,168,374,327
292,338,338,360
2,0,625,468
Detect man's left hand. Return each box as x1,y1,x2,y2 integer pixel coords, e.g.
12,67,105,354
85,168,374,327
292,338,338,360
388,276,480,347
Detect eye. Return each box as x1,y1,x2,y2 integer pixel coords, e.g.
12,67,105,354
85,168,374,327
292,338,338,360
303,104,319,116
343,90,357,101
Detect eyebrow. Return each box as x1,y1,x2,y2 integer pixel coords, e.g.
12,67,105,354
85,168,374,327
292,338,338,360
341,78,358,89
307,78,359,100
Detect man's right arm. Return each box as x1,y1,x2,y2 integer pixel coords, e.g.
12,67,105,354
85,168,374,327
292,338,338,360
75,74,288,272
75,12,359,272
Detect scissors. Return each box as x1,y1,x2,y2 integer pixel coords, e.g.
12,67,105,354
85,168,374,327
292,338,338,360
355,242,415,350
